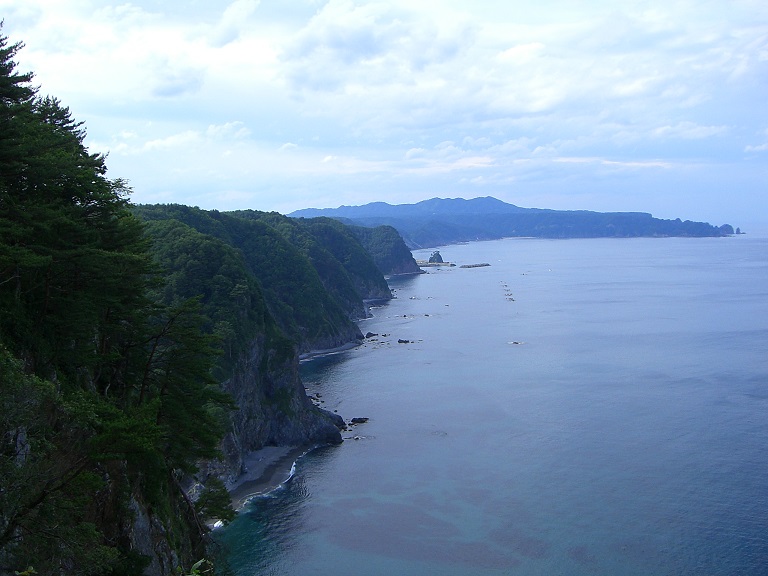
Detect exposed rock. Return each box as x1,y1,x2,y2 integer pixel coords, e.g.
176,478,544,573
350,417,369,424
217,337,343,482
428,250,444,263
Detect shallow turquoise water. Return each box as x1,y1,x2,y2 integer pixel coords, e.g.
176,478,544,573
216,236,768,575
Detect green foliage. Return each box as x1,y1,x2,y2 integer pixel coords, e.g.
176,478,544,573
194,478,235,525
180,559,214,576
141,218,272,375
347,223,420,275
135,205,362,352
0,23,409,574
0,348,121,575
222,210,392,325
0,28,233,574
0,88,152,392
141,298,234,472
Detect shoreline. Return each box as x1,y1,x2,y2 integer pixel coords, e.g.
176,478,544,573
298,340,360,362
227,446,311,510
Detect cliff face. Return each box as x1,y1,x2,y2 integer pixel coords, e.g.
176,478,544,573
114,340,345,576
218,337,343,478
129,204,399,572
0,29,400,572
346,224,424,276
133,205,381,472
228,211,395,318
135,205,379,354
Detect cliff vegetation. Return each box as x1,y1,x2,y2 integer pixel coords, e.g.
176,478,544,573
0,27,414,575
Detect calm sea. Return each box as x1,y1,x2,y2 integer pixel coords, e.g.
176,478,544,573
216,236,768,575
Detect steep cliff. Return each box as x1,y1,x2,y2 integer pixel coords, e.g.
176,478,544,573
218,336,343,478
0,27,375,574
135,205,375,354
229,211,394,311
137,213,348,468
346,223,424,275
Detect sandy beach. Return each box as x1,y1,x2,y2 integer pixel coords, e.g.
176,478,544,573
227,446,310,510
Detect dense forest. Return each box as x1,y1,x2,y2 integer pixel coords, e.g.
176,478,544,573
0,27,417,575
0,26,228,573
291,196,736,248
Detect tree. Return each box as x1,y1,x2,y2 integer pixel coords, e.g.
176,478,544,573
0,347,120,575
0,26,234,573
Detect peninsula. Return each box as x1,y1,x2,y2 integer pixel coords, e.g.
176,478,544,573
290,196,736,248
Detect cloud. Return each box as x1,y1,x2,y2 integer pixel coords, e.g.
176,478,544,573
3,0,766,224
210,0,261,47
206,122,251,140
142,130,202,152
651,122,728,140
151,64,205,98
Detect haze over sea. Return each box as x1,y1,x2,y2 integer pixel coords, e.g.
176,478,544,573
217,236,768,575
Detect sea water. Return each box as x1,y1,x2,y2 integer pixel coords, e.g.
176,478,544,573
216,236,768,575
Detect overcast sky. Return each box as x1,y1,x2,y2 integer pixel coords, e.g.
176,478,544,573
2,1,767,227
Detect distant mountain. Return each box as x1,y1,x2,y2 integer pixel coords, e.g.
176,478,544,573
290,197,735,248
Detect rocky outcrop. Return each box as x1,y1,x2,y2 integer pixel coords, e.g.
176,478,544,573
217,337,344,481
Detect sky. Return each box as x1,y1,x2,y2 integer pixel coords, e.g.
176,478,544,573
1,1,767,228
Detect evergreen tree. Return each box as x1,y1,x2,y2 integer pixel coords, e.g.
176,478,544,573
0,26,234,574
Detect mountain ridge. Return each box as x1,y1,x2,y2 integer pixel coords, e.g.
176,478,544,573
290,197,734,248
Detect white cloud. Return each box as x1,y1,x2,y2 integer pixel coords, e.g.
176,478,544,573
206,122,251,140
142,131,202,152
210,0,261,47
651,122,728,140
1,0,766,223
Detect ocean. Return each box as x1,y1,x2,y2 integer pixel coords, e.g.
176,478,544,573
215,236,768,575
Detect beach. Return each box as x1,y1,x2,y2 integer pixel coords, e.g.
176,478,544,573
227,446,310,510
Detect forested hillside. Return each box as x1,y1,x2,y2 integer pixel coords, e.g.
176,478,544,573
345,223,423,275
134,205,401,353
0,27,413,575
0,28,232,574
291,197,735,248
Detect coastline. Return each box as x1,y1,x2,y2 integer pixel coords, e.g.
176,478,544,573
227,446,311,510
298,340,360,362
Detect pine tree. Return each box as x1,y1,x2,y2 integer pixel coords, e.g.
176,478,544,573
0,25,235,573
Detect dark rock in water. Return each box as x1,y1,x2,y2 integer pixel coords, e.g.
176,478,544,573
350,417,369,424
428,250,444,263
365,332,378,338
327,410,347,430
398,339,410,343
